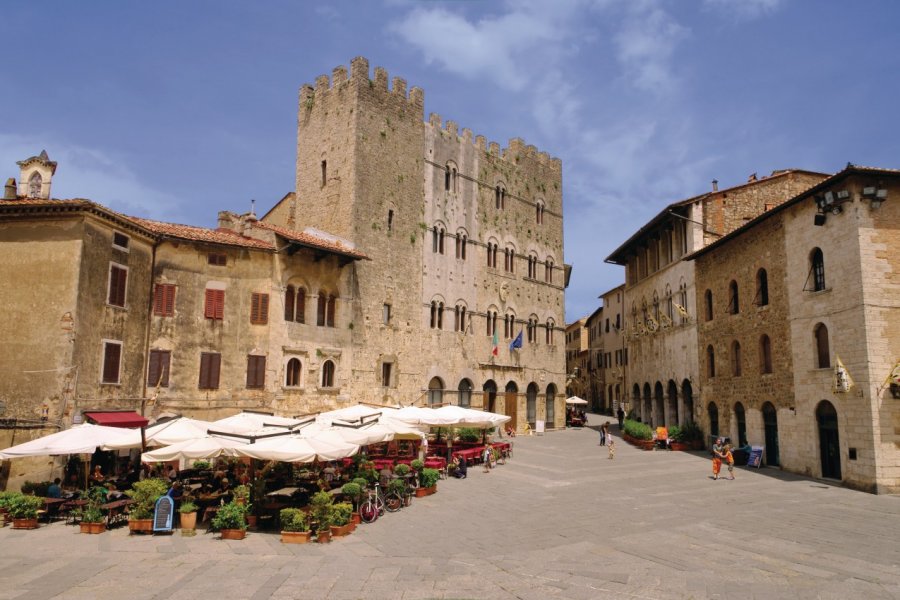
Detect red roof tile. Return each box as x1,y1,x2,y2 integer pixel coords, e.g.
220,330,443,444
128,217,274,250
254,221,369,260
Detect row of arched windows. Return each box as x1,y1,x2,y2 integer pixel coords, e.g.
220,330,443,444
631,282,689,330
705,324,830,378
431,303,557,344
284,357,335,388
284,285,335,328
442,162,549,227
704,268,770,321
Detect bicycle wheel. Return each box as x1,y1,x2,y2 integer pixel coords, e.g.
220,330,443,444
375,495,386,516
385,492,402,512
359,499,378,523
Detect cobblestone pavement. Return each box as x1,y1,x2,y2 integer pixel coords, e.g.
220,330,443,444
2,418,899,600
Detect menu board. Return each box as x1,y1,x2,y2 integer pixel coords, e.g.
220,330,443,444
747,446,764,469
153,496,174,532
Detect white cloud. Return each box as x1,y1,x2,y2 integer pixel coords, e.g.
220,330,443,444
703,0,783,19
0,133,184,221
613,3,688,94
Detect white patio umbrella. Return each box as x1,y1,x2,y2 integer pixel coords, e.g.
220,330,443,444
316,404,398,425
234,434,358,463
433,405,511,428
105,417,214,450
390,406,458,427
0,423,135,459
210,412,302,434
140,435,249,462
565,396,588,405
298,422,394,447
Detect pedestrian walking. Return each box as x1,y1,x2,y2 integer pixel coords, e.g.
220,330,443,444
724,443,735,480
599,424,606,446
711,437,726,480
607,439,616,459
617,405,625,429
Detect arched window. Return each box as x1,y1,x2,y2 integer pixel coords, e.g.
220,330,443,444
731,340,742,376
708,402,719,436
296,288,306,324
430,301,444,329
495,185,506,209
527,315,538,344
735,402,747,447
486,242,498,268
728,280,739,314
284,285,295,322
444,164,457,192
504,312,516,339
707,345,716,377
28,172,42,197
317,292,327,326
454,304,467,332
504,246,515,273
458,379,472,407
545,259,554,284
545,318,555,345
759,334,773,374
811,248,826,292
326,294,336,327
756,268,769,306
428,377,444,406
705,289,714,321
432,226,445,254
285,358,301,387
535,201,545,225
455,231,467,260
814,323,830,368
321,360,335,387
678,283,688,324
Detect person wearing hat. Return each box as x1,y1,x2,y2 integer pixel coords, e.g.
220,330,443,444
711,437,726,480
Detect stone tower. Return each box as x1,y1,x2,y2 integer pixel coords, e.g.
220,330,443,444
293,57,427,403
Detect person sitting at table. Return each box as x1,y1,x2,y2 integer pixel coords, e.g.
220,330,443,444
47,478,62,498
217,477,231,495
453,457,467,479
90,465,105,483
164,464,178,484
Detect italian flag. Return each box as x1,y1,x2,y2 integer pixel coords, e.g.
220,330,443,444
492,329,499,356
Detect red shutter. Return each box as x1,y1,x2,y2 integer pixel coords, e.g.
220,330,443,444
215,290,224,320
260,294,269,324
109,266,127,307
250,294,259,324
153,285,164,315
284,286,295,321
250,293,269,325
246,355,265,388
200,353,221,389
164,285,175,316
205,289,224,320
148,350,170,387
102,343,121,383
210,353,221,388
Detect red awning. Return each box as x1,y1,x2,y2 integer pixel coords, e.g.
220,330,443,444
83,411,149,428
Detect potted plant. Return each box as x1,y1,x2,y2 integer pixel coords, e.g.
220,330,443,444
341,482,363,525
126,478,168,533
178,500,199,535
416,468,440,497
668,425,688,451
211,501,248,540
232,484,250,506
78,488,107,534
623,420,654,450
0,491,19,526
310,491,333,543
410,458,424,473
191,459,211,471
329,502,354,537
8,494,43,529
279,508,311,544
681,421,705,450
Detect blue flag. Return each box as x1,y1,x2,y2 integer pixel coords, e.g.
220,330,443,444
509,329,523,350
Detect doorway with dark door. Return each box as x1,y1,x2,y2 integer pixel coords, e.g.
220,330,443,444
816,400,841,480
762,402,779,466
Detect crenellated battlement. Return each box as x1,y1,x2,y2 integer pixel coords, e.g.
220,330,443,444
426,112,560,169
299,56,424,109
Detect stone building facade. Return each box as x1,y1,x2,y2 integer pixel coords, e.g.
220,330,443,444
584,306,604,412
690,166,900,494
598,284,627,414
565,318,589,403
605,170,828,428
264,57,567,432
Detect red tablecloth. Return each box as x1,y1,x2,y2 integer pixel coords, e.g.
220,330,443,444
424,457,446,469
452,447,483,463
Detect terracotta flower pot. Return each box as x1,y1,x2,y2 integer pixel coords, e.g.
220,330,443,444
350,512,361,526
220,528,246,540
180,512,197,531
280,530,312,544
316,529,331,543
669,442,689,451
330,523,353,538
246,515,258,528
414,488,428,498
128,518,153,534
13,518,39,530
80,522,106,534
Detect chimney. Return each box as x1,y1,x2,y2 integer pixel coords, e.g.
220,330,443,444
711,179,718,192
748,172,757,182
4,178,17,200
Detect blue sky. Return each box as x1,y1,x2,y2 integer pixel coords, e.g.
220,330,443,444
3,1,898,320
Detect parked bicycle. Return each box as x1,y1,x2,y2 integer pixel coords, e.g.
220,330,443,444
359,481,403,523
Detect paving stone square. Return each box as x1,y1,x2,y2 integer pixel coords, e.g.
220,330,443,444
2,418,899,599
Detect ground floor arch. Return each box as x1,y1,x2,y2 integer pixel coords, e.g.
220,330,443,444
816,400,841,480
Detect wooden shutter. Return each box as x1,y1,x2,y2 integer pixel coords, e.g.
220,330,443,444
246,355,265,389
102,342,121,383
154,284,176,316
199,352,221,389
250,293,269,325
108,265,127,307
147,350,170,387
284,286,295,321
205,289,224,320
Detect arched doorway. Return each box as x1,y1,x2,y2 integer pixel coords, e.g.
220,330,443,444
654,382,664,426
458,379,473,408
632,384,641,421
642,383,652,426
545,384,557,428
505,381,518,430
681,379,694,424
708,402,719,437
734,402,747,447
483,380,498,413
526,383,539,428
762,402,779,466
816,400,841,479
667,380,678,425
427,377,444,406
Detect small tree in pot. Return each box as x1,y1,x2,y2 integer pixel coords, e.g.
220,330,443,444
78,487,107,534
310,491,333,543
341,482,363,524
126,478,168,533
211,500,248,540
178,500,199,535
8,494,43,529
329,502,354,537
279,507,311,544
